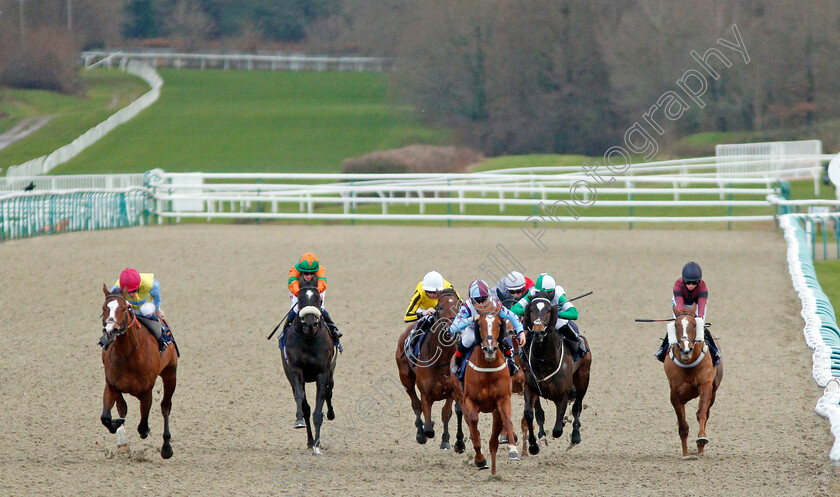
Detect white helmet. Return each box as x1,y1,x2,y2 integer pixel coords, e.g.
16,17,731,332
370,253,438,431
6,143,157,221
422,271,445,292
504,271,526,292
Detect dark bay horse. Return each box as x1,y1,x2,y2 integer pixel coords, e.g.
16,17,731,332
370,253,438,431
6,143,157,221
665,305,723,459
450,301,520,475
395,289,462,449
282,286,337,455
100,286,178,458
521,297,591,455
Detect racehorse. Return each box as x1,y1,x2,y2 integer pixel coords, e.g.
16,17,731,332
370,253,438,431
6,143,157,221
395,289,462,449
281,286,338,455
99,286,178,458
665,304,723,459
520,297,591,455
450,300,520,475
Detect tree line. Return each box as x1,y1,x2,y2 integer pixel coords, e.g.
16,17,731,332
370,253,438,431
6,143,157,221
1,0,838,156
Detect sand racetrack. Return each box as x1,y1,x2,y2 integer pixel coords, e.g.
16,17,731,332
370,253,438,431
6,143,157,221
0,224,838,496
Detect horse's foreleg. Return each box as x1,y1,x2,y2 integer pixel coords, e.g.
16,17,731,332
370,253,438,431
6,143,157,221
535,398,548,445
523,387,539,455
101,384,124,434
454,400,466,453
312,373,330,455
695,383,714,456
463,401,486,470
420,393,435,439
670,392,690,459
159,365,176,459
325,375,335,421
440,398,453,451
489,411,502,476
552,394,569,440
137,390,153,439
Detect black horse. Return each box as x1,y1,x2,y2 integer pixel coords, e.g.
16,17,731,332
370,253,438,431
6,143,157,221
281,286,338,454
521,297,591,454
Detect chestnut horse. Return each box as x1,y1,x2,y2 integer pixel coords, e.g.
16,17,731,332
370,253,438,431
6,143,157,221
521,297,591,455
282,286,337,455
450,301,520,475
395,289,462,449
99,286,178,458
665,304,723,459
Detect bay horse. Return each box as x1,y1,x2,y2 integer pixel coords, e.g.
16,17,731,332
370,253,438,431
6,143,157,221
450,300,520,475
395,289,462,449
521,297,591,455
281,286,337,455
665,304,723,459
99,286,178,458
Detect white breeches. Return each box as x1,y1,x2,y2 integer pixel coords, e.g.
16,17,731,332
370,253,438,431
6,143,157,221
136,302,156,318
460,325,477,348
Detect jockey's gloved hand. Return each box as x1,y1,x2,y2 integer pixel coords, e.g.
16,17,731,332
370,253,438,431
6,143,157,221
422,308,436,317
157,308,165,318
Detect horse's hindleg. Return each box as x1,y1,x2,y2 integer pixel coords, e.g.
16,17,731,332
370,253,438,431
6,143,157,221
137,390,153,439
523,386,540,455
159,365,176,459
101,384,125,434
312,373,330,455
670,392,690,459
453,400,466,453
398,360,425,444
440,398,453,451
570,353,591,446
500,397,520,461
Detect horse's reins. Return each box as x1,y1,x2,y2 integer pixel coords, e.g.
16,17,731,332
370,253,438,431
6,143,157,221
670,312,707,368
105,294,140,364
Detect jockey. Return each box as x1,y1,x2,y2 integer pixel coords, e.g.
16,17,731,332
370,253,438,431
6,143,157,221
103,267,172,351
511,272,586,357
279,252,342,352
404,271,460,350
450,279,525,377
656,261,720,365
490,271,534,310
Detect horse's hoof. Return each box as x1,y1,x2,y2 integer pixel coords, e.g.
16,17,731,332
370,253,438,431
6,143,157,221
552,428,563,439
454,440,466,454
475,459,488,469
313,446,323,456
160,444,173,459
327,410,335,421
440,441,451,451
416,434,427,445
696,436,709,445
499,435,508,444
571,432,581,445
528,444,540,455
509,450,521,461
424,429,435,439
138,426,150,439
539,436,549,447
294,419,306,429
682,455,698,460
118,444,129,454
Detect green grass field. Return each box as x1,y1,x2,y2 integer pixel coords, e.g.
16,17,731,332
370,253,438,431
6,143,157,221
53,69,447,174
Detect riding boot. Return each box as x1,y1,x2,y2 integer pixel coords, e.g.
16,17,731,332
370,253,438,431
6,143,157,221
558,324,580,356
321,308,343,353
278,309,296,350
499,336,519,375
451,342,469,377
158,332,173,352
655,335,670,362
704,328,721,365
